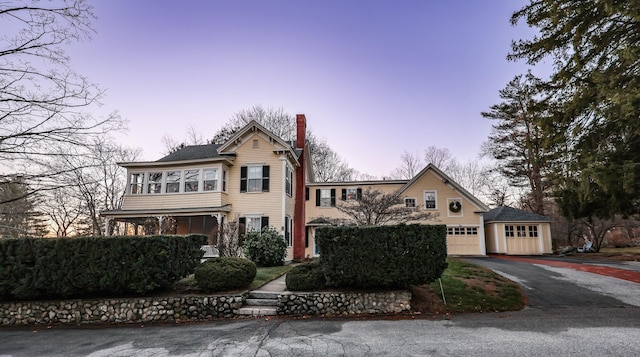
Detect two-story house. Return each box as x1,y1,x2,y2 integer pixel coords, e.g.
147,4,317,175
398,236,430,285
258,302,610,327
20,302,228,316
102,114,553,258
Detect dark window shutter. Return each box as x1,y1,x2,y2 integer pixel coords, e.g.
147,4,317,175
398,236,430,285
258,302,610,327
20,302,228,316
305,228,309,248
239,217,246,236
315,189,321,206
305,187,309,200
262,165,270,192
261,216,269,229
357,188,362,200
341,189,346,200
330,188,336,206
240,166,247,192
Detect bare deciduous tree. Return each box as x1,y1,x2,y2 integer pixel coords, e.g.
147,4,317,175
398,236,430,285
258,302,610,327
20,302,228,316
389,150,423,179
336,188,438,226
209,105,357,182
0,0,125,203
423,146,456,172
217,220,243,257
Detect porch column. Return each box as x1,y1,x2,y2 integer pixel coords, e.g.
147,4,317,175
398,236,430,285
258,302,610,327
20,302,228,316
158,216,163,234
104,217,111,236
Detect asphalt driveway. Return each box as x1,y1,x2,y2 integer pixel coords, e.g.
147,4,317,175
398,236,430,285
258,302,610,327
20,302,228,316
463,256,640,308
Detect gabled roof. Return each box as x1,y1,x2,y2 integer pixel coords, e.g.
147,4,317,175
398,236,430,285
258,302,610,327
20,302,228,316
217,120,300,166
156,144,223,162
397,163,490,212
483,206,551,223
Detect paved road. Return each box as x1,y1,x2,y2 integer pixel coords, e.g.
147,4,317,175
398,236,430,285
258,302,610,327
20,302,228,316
1,256,640,356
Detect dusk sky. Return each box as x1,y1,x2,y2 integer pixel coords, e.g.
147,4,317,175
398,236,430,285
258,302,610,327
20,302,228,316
64,0,548,178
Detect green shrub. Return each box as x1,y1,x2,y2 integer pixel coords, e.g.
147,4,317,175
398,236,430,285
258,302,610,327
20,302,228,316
0,234,207,300
194,257,256,292
243,227,287,267
286,262,326,291
316,224,448,289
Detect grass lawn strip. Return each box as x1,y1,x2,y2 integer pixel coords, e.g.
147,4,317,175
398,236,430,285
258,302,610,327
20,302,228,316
416,259,524,314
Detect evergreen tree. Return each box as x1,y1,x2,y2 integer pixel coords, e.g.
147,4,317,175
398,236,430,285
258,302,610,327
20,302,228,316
0,179,48,238
510,0,640,218
482,72,552,215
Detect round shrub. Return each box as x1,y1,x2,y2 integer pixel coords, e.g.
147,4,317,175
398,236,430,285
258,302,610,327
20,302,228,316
286,262,326,291
194,257,257,292
243,227,287,267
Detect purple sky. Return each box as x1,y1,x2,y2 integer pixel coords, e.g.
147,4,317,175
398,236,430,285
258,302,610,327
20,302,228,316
66,0,546,178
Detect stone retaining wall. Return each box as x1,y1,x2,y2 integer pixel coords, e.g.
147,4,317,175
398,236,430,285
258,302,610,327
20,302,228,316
277,291,411,316
0,294,246,326
1,290,411,326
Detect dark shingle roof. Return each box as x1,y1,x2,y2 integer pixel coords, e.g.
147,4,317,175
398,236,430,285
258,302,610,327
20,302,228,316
156,144,224,162
483,206,551,222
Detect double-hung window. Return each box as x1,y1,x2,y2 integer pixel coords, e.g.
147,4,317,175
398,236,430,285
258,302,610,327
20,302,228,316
285,166,293,196
184,170,199,192
405,198,416,208
166,171,181,193
130,173,144,194
316,188,335,207
147,172,163,194
240,165,270,193
424,190,437,209
239,216,269,236
342,188,361,201
203,168,218,191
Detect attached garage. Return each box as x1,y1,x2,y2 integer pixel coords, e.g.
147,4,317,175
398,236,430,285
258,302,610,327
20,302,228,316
483,206,553,255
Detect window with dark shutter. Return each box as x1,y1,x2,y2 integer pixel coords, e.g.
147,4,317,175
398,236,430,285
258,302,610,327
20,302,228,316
262,165,270,192
316,189,321,206
330,188,336,206
305,187,309,201
341,189,346,200
240,166,247,192
239,217,246,236
357,188,362,200
261,216,269,229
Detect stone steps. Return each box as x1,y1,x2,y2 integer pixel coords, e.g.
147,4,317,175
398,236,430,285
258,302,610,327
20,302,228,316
238,290,280,316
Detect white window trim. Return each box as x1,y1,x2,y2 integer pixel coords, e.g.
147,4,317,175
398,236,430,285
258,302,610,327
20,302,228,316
247,164,264,193
320,188,332,208
404,197,417,208
127,165,227,196
245,215,263,233
424,190,437,210
129,172,145,195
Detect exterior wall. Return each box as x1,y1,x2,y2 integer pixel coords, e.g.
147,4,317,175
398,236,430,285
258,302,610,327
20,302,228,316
123,192,225,210
400,170,486,255
486,222,552,255
223,133,297,259
305,171,487,256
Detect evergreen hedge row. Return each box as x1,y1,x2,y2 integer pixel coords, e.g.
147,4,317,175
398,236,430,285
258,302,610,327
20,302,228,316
194,257,257,292
0,234,207,300
315,224,448,289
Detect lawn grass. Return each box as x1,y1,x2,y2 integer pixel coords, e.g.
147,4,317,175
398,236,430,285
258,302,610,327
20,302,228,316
601,246,640,254
249,265,292,290
426,259,524,313
174,264,293,292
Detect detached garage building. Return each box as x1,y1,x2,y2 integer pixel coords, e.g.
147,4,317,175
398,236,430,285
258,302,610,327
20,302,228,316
484,206,553,255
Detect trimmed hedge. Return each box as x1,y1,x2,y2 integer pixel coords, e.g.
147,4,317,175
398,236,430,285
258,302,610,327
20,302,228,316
194,257,257,292
286,262,326,291
243,227,287,267
315,224,448,289
0,234,207,300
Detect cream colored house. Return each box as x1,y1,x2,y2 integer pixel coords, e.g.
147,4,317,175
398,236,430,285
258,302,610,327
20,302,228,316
304,164,491,257
483,206,553,255
103,115,553,258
